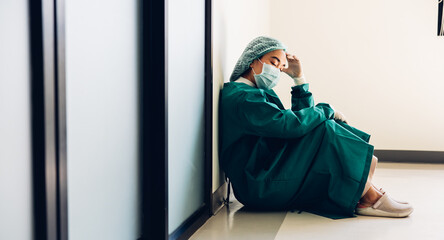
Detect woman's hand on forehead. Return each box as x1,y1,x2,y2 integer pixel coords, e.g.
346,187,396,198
283,52,304,78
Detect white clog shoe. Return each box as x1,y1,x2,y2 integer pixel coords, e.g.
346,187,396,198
356,193,413,218
377,187,409,204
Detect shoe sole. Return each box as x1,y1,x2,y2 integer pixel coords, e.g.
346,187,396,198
356,207,414,218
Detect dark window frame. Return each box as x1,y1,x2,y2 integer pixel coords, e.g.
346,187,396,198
139,0,169,239
438,0,443,36
29,0,68,239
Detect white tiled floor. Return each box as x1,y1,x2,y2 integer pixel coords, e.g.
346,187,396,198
190,163,444,240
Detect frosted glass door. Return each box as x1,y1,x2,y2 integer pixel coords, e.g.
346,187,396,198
65,0,140,239
0,1,33,239
168,0,206,234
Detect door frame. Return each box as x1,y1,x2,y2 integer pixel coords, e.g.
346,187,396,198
29,0,68,239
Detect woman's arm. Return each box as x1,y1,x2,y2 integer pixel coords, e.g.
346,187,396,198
236,91,335,138
291,83,314,111
283,54,314,111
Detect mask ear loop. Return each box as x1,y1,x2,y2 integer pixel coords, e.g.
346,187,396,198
251,58,263,75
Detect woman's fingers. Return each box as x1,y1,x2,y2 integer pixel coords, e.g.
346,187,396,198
286,53,300,62
284,53,303,78
334,111,348,124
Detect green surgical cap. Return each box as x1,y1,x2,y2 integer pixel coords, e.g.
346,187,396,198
229,36,287,82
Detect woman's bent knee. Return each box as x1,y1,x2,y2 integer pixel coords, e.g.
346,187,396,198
371,155,378,167
373,155,378,163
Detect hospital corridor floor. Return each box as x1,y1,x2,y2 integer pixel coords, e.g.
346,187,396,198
190,163,444,240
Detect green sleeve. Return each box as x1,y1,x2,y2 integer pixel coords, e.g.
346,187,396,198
291,83,314,111
237,91,335,138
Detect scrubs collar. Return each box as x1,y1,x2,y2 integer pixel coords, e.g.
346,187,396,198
234,77,257,88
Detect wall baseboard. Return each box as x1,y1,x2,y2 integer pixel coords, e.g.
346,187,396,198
211,181,228,215
169,182,228,240
374,150,444,164
169,204,210,240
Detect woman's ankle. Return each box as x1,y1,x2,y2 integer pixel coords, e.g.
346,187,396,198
360,186,383,206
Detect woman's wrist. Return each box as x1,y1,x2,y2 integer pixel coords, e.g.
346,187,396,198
292,74,306,86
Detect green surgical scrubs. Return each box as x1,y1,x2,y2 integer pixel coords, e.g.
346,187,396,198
218,82,374,219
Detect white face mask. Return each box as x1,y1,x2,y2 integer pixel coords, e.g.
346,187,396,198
252,58,281,90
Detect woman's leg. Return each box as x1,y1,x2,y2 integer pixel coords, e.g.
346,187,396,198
358,155,383,206
360,155,378,197
355,155,414,217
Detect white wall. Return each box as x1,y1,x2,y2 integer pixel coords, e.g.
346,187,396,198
270,0,444,151
212,0,272,192
0,1,33,239
168,0,206,234
66,0,140,239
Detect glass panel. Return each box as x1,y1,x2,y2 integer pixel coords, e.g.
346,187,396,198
168,0,206,233
0,0,33,239
65,0,140,239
